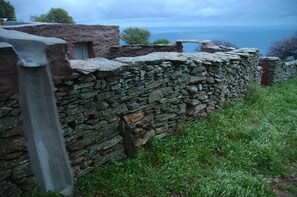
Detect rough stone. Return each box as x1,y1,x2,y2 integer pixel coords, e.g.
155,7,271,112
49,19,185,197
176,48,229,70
0,170,11,182
0,137,25,156
0,117,19,132
123,111,144,124
11,162,32,180
187,104,207,115
89,135,123,154
135,129,156,147
94,80,107,90
70,58,127,74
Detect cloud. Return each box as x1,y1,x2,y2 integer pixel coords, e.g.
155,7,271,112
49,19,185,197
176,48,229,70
196,7,218,17
8,0,297,27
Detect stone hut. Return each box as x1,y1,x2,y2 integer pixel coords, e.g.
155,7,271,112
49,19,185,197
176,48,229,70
3,23,120,60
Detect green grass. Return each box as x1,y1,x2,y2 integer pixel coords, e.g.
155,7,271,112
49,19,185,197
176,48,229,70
276,182,297,196
38,78,297,196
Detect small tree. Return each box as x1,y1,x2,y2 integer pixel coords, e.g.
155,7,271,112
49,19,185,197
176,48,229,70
31,8,75,24
267,33,297,61
153,39,170,44
121,27,151,45
0,0,16,21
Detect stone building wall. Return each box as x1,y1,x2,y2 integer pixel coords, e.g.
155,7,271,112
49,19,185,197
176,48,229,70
5,24,184,60
259,57,297,85
5,24,120,59
0,48,262,195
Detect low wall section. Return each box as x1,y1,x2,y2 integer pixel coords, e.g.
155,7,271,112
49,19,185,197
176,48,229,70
259,57,297,85
1,48,262,195
108,43,183,59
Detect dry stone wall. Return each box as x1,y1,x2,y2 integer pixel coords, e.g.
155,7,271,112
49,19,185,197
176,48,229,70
57,49,261,176
0,44,34,196
0,49,261,195
108,43,183,59
259,57,297,85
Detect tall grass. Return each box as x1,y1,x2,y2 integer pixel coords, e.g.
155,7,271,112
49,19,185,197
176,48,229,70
34,78,297,196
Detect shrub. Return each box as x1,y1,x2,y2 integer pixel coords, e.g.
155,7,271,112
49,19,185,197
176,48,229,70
0,0,16,21
31,8,75,24
121,27,151,45
153,39,170,44
267,32,297,61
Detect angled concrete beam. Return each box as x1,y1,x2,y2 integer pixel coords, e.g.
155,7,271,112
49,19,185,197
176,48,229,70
0,28,73,196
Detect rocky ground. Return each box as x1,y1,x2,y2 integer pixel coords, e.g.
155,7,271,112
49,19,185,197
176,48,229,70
273,167,297,197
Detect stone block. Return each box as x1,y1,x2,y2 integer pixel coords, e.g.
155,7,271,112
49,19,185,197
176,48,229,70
95,91,115,101
78,90,99,100
155,124,169,134
189,76,206,84
11,162,32,180
145,80,166,90
126,101,140,110
155,113,177,123
89,135,123,155
148,87,173,103
0,107,12,118
135,129,156,147
93,148,126,165
0,169,11,182
73,82,94,90
0,157,30,171
123,111,144,124
0,117,19,132
0,125,22,138
0,137,25,156
187,104,207,115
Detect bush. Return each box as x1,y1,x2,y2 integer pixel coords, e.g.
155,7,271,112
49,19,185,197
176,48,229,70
31,8,75,24
153,39,170,45
0,0,16,21
121,27,151,45
267,32,297,61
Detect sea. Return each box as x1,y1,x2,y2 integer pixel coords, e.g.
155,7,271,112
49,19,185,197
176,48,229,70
122,26,297,55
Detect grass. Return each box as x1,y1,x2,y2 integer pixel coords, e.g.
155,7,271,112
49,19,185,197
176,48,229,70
276,182,297,196
33,78,297,197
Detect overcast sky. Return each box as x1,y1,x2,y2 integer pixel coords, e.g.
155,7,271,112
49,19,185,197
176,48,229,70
8,0,297,27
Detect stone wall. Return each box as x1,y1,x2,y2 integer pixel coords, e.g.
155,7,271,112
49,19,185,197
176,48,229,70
0,44,34,195
259,57,297,85
108,43,183,59
5,24,120,59
56,49,261,177
0,48,262,195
